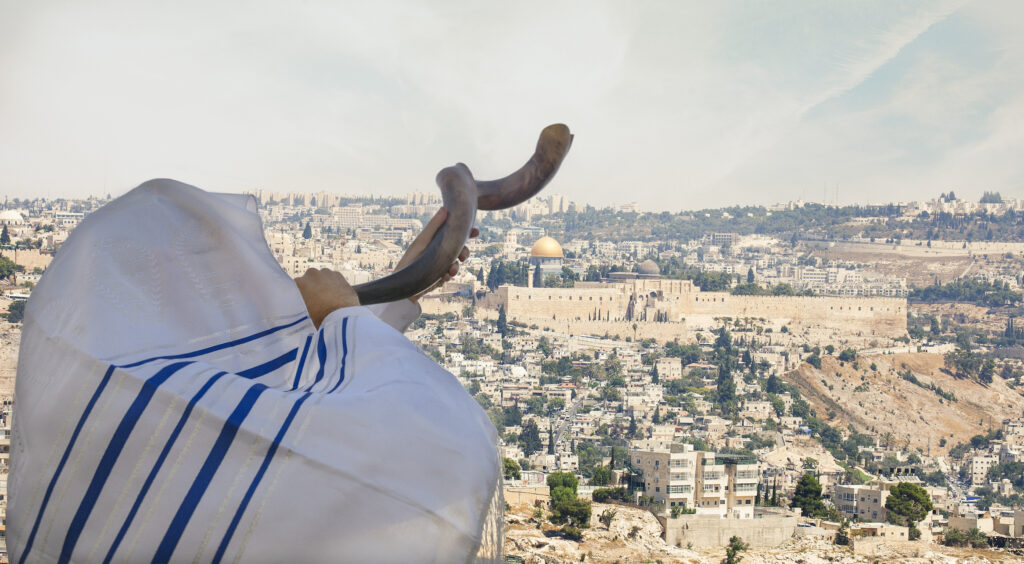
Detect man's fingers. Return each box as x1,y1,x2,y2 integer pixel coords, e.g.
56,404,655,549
470,228,480,238
459,247,469,262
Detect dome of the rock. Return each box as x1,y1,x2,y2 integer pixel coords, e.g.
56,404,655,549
530,236,563,258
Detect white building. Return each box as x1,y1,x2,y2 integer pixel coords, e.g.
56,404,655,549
630,444,758,518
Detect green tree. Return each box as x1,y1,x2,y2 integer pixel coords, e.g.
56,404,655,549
791,473,826,517
5,299,26,323
598,508,617,529
547,471,579,497
551,498,591,528
590,465,613,486
746,267,754,284
0,255,21,280
979,359,995,384
497,306,509,337
519,420,543,456
503,457,521,480
302,222,312,239
533,264,543,287
546,397,566,417
724,535,748,564
0,225,9,245
965,527,988,548
537,335,553,356
885,482,933,529
806,353,822,369
548,472,591,529
835,520,851,545
525,396,546,415
790,398,811,419
943,528,965,546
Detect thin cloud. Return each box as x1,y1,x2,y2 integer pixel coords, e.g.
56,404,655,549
0,1,1020,209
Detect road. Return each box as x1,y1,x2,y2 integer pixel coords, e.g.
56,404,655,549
553,396,584,448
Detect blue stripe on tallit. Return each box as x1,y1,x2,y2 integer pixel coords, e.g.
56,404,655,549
152,383,270,563
211,392,314,564
237,348,297,380
101,370,229,564
59,361,194,564
290,335,313,391
326,317,349,393
18,365,117,564
103,349,302,562
303,329,327,392
19,317,308,563
119,315,308,368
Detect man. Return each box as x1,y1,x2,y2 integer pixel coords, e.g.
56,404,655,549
9,179,502,563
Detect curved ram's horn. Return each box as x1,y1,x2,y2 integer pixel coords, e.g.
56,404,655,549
354,164,478,305
353,124,573,305
476,123,574,211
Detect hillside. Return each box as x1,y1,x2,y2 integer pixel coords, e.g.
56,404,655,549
503,500,1012,563
504,500,699,563
786,353,1024,454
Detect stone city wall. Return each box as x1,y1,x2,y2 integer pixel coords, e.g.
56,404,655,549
661,514,798,548
499,284,906,342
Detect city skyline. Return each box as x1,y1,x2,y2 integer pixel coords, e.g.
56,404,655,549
0,185,1016,213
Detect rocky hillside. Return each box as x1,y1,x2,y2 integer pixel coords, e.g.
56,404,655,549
503,500,1013,563
787,353,1024,454
504,501,699,563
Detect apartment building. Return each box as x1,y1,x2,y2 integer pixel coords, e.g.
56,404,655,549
655,357,683,381
630,443,758,518
835,484,889,522
970,454,999,486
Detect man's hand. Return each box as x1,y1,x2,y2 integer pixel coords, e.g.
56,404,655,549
295,268,360,328
396,207,479,303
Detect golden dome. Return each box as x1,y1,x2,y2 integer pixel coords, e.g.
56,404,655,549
530,236,563,258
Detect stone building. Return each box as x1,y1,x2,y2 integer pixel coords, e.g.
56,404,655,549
835,484,890,522
496,265,907,343
630,443,758,518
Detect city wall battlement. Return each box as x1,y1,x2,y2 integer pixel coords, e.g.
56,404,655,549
497,280,906,343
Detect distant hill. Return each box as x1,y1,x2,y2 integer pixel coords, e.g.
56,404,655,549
785,353,1024,456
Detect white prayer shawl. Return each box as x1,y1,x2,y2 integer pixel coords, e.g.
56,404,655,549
8,179,502,563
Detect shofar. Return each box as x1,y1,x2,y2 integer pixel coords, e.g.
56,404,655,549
7,124,570,563
354,123,572,304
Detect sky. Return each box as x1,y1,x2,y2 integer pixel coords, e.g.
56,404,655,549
1,1,1022,210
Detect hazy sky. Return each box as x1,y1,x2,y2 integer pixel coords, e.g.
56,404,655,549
1,1,1022,210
